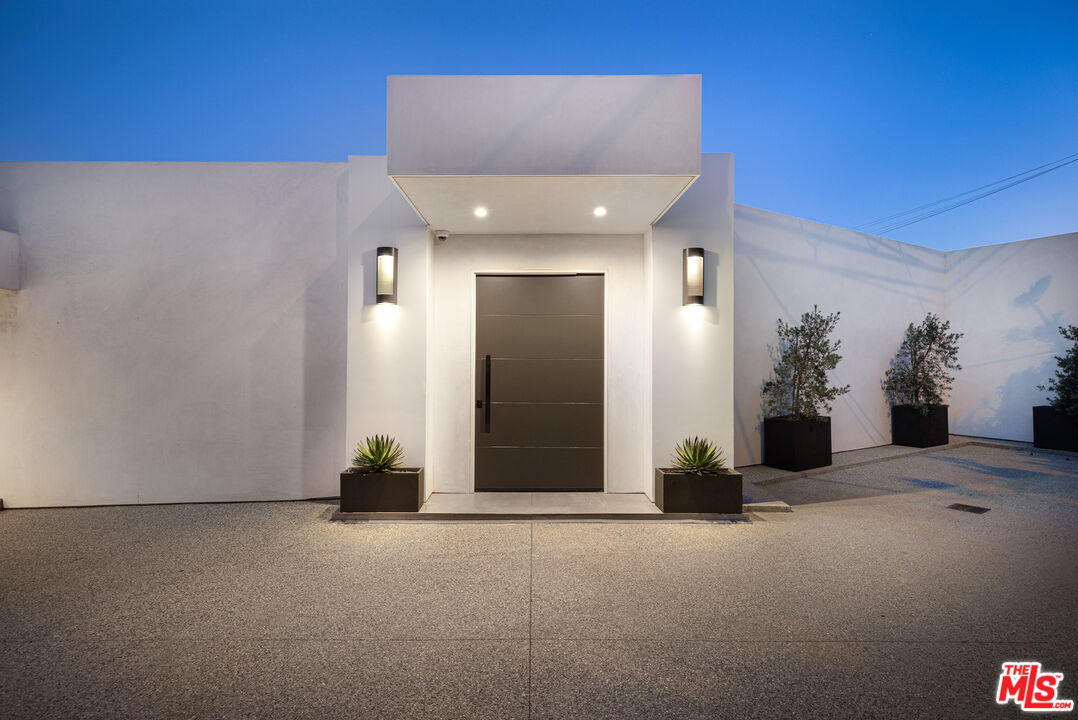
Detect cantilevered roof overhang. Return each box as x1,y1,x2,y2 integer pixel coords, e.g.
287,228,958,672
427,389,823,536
387,75,701,235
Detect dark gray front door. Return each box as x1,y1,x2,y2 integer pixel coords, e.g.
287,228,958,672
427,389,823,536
475,274,604,491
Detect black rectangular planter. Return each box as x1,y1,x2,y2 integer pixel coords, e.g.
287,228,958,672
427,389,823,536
763,416,832,471
654,468,742,513
340,468,425,512
1033,406,1078,452
891,405,948,448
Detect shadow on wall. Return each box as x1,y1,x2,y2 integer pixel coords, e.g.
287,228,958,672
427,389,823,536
743,208,944,272
946,243,1008,304
840,385,887,447
962,275,1068,441
736,212,944,303
745,309,888,464
299,169,348,494
728,208,948,467
247,168,350,499
733,217,910,465
473,77,678,174
0,170,16,233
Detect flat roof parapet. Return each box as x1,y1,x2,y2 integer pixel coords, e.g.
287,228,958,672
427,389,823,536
387,75,700,177
385,75,702,234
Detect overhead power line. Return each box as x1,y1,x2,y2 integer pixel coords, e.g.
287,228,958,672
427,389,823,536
855,152,1078,236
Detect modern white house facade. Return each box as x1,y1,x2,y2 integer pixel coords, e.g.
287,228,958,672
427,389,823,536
0,75,1075,508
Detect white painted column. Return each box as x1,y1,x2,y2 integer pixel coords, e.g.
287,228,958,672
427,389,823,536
346,156,431,489
650,154,736,489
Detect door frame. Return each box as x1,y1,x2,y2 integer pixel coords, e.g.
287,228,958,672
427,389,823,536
470,270,608,492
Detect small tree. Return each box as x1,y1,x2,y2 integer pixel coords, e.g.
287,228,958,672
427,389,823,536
763,305,850,419
884,313,962,414
1038,324,1078,416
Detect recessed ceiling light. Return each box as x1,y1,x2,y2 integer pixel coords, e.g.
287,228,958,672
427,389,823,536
474,207,488,218
593,206,607,217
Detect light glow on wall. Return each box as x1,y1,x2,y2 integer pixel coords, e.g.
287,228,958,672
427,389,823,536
371,301,401,323
474,206,488,218
593,206,607,217
376,246,397,304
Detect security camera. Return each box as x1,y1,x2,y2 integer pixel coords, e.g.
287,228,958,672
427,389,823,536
434,229,450,243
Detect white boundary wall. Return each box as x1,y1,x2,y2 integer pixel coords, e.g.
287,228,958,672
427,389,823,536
733,206,1077,465
0,162,348,506
733,205,947,465
947,232,1078,442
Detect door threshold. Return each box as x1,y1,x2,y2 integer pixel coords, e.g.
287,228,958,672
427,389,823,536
428,491,661,514
331,491,749,522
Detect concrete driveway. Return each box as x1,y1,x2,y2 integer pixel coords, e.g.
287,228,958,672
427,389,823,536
2,444,1075,718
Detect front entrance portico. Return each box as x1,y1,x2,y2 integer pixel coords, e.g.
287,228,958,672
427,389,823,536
345,75,735,501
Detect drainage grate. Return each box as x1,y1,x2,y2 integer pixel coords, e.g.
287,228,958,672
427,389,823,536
948,503,990,514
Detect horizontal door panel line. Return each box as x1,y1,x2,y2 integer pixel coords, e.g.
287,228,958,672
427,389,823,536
477,488,604,493
492,401,602,406
488,356,603,361
476,273,602,277
491,358,602,361
479,313,603,318
484,445,603,450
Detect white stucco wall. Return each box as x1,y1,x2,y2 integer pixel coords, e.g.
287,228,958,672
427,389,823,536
428,233,652,494
0,162,349,507
0,229,19,290
732,205,948,466
388,75,701,176
345,156,430,481
3,157,1069,506
651,154,736,477
947,232,1078,442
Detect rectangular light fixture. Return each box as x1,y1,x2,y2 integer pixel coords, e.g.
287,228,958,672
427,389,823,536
683,247,704,305
376,246,398,304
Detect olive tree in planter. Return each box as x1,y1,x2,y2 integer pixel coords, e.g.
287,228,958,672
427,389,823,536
654,437,742,513
1033,324,1078,452
883,313,962,448
340,435,425,512
762,306,850,471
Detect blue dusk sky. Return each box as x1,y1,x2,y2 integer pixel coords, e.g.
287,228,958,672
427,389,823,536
1,0,1075,251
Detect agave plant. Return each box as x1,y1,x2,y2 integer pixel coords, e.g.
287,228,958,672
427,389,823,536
350,435,404,473
672,437,726,475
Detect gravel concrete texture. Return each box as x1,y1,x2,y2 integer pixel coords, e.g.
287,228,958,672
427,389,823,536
531,640,1077,720
738,434,978,487
2,443,1076,718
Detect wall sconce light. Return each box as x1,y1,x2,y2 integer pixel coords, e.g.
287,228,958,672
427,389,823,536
683,247,704,305
376,246,398,304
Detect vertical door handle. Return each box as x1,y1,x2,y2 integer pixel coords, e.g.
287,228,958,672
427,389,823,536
483,354,492,433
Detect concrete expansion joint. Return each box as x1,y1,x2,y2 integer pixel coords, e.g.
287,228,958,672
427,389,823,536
330,512,752,524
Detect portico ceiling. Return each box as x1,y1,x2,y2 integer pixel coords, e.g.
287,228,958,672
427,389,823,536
391,174,698,235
